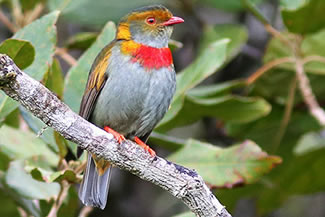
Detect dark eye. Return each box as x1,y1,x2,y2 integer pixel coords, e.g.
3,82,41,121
146,17,156,25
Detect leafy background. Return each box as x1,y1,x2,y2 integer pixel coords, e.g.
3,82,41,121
0,0,324,217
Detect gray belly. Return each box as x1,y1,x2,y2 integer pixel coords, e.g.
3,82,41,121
90,60,176,138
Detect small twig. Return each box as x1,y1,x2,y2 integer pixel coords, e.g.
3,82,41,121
241,0,294,50
17,207,28,217
241,0,269,25
0,9,17,33
24,3,44,25
303,55,325,65
74,161,87,175
264,24,294,50
272,76,297,153
55,48,77,66
47,181,70,217
295,57,325,126
78,206,93,217
246,57,295,84
11,0,24,29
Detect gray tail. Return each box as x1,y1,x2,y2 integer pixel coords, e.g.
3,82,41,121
78,154,112,209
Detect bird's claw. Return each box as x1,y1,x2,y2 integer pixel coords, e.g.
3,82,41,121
134,136,156,156
104,126,125,144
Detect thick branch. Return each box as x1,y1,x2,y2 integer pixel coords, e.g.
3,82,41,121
0,54,231,217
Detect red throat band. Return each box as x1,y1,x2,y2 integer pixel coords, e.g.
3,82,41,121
131,45,173,70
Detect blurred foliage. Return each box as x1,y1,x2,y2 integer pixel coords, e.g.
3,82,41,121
281,0,325,34
169,140,281,187
0,39,35,69
0,0,325,217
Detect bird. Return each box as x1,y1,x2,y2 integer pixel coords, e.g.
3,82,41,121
77,5,184,209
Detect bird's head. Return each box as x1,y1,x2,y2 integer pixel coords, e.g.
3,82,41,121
116,5,184,48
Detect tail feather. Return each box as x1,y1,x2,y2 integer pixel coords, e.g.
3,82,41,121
79,154,111,209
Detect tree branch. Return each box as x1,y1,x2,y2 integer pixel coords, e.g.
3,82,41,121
295,57,325,126
0,54,231,217
246,57,294,84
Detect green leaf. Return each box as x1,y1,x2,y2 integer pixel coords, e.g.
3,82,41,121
224,105,325,214
30,168,44,181
264,29,325,75
0,39,35,69
252,69,325,108
0,11,59,122
156,80,269,132
63,21,116,112
49,170,78,183
259,29,325,106
294,130,325,155
20,106,58,153
157,39,229,128
301,29,325,74
200,24,248,61
280,0,306,10
227,104,320,152
0,125,59,166
0,187,21,217
176,39,230,99
0,92,19,123
281,0,325,34
187,80,245,98
54,131,68,158
13,11,59,80
20,0,44,11
44,59,64,98
149,132,186,151
168,140,282,188
158,94,271,131
173,212,195,217
3,108,20,128
198,0,265,11
257,147,325,214
48,0,168,26
57,187,79,217
0,171,41,217
0,152,10,171
5,161,60,200
24,156,56,175
66,32,98,50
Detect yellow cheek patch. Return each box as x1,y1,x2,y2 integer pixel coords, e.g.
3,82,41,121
116,22,131,40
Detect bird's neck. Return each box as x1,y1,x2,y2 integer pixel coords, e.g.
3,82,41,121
120,40,173,70
116,22,169,48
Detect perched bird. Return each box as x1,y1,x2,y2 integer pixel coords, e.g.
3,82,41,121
77,5,184,209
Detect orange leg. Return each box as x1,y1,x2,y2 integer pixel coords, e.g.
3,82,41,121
104,126,125,144
134,137,156,156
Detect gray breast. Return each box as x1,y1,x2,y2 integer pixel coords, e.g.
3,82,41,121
90,45,176,138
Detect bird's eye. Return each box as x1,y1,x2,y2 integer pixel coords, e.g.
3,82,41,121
146,17,156,25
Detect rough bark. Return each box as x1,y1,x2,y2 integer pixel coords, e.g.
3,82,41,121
0,54,232,217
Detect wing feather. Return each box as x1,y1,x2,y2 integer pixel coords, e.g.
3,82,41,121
77,41,115,157
79,41,115,119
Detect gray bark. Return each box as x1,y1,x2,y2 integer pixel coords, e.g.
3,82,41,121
0,54,232,217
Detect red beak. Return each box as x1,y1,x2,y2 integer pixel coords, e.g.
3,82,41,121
163,16,184,26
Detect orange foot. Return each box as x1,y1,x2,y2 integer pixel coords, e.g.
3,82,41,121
134,137,156,157
104,126,125,144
